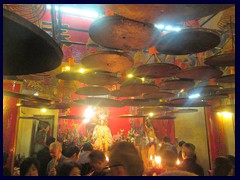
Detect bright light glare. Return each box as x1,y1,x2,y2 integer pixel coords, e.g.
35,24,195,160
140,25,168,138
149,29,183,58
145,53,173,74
65,66,71,71
34,92,39,96
79,68,85,73
84,107,95,119
83,118,90,124
173,27,181,32
155,24,181,32
47,5,99,18
155,24,165,29
106,156,109,162
127,74,133,78
222,112,232,118
41,108,47,113
176,159,181,165
149,112,154,117
155,156,161,164
180,89,184,93
165,25,173,31
189,93,200,99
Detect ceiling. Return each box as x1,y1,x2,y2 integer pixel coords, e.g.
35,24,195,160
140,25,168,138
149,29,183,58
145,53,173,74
3,4,235,111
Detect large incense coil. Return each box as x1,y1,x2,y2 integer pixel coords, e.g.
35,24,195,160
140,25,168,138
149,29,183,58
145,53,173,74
158,79,195,90
216,88,235,95
149,116,176,120
170,108,198,113
104,4,233,24
204,52,235,66
81,51,133,73
170,98,209,107
89,15,160,51
75,86,110,96
18,100,52,108
56,71,120,86
143,92,175,99
188,85,223,95
3,90,52,103
176,66,223,80
216,74,235,83
156,28,221,55
201,94,229,100
119,114,148,118
119,83,159,97
137,106,171,114
122,99,170,107
133,63,181,78
3,4,46,24
56,72,85,80
74,97,123,107
3,9,62,75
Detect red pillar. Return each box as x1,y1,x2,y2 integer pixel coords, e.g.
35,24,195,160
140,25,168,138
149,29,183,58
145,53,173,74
3,80,22,172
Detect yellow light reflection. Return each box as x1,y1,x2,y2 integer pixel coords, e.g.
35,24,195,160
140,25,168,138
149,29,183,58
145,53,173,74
41,108,47,113
149,112,154,117
79,68,85,73
65,66,71,71
222,112,232,118
127,74,133,78
217,111,233,118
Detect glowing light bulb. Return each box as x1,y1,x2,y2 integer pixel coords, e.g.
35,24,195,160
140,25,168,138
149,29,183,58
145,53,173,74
65,66,71,71
106,156,109,162
34,92,39,96
222,111,232,118
149,112,154,117
41,108,47,113
176,159,181,165
79,68,85,73
127,74,133,78
84,106,95,119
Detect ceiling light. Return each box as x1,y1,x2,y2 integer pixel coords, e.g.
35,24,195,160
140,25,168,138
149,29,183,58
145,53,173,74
188,93,200,99
127,74,133,78
34,92,39,96
165,25,173,31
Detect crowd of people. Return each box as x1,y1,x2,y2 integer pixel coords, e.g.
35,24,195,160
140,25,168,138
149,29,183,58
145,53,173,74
3,136,235,176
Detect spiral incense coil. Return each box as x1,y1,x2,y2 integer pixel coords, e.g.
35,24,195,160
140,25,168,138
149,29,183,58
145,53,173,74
3,4,46,25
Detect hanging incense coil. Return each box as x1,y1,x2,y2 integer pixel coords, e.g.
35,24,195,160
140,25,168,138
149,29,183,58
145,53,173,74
122,99,170,107
104,4,233,24
75,86,110,96
133,63,181,78
3,9,62,75
81,51,133,73
204,52,235,66
216,74,235,83
74,97,123,107
156,28,221,55
176,66,223,80
3,4,46,24
89,15,160,50
158,79,195,90
143,91,176,99
170,98,209,107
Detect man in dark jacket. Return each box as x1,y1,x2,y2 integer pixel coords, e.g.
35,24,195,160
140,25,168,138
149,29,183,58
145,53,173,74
36,136,55,176
179,143,204,176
